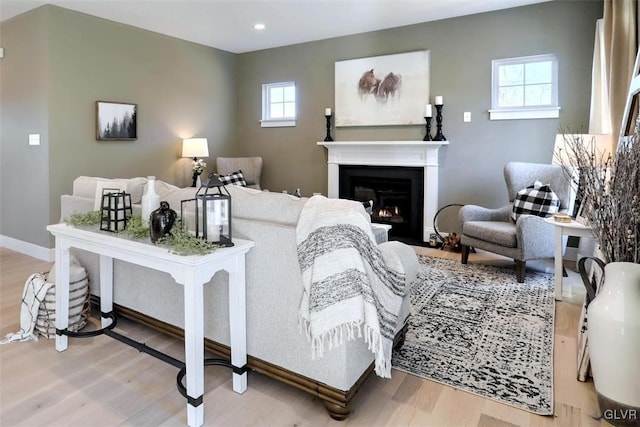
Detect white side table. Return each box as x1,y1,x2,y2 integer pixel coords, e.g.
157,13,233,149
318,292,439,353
371,223,392,244
544,217,593,301
47,223,254,427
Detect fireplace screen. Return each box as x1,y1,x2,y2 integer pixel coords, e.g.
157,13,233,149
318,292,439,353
340,165,423,244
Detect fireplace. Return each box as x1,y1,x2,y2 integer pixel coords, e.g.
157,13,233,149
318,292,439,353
339,165,423,243
317,140,449,243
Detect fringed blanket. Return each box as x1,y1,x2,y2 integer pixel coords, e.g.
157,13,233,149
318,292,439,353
1,273,52,344
296,196,406,378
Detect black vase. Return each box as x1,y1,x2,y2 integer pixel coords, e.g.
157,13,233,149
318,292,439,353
150,201,177,243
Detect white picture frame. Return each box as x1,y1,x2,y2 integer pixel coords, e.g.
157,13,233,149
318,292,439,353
334,50,430,127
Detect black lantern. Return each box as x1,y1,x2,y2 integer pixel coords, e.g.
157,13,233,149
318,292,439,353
181,172,233,247
100,189,132,232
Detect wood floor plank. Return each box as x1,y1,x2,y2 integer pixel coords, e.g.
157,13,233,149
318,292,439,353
0,248,604,426
477,413,521,427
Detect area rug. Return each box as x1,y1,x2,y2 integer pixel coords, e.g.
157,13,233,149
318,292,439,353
392,256,555,415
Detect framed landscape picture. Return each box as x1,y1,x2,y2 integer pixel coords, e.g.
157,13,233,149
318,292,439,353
335,50,430,127
96,101,137,140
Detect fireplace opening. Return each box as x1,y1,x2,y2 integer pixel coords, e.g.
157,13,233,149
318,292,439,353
339,165,423,244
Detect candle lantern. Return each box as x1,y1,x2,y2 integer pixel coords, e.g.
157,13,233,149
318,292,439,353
181,172,233,247
100,189,132,232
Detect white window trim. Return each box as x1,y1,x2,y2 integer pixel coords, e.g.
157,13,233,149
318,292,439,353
489,107,560,120
260,119,296,128
490,54,559,120
261,81,296,128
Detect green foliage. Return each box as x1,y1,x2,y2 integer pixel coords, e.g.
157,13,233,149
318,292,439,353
64,213,220,256
118,215,149,239
65,211,101,226
159,223,220,256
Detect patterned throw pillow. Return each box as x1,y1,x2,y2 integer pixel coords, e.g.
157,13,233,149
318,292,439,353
218,170,247,187
512,180,560,221
361,200,373,214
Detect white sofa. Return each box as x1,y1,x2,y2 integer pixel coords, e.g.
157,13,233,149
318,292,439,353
60,176,419,419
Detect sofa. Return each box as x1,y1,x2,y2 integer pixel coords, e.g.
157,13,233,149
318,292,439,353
60,176,419,419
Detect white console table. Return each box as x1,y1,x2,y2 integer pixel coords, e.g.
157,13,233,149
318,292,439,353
47,223,254,427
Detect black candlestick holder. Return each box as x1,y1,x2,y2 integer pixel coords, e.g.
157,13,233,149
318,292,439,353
324,114,333,142
434,104,446,141
423,116,433,141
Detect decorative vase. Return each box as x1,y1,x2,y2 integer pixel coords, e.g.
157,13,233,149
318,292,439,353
581,260,640,424
141,176,160,227
149,201,176,243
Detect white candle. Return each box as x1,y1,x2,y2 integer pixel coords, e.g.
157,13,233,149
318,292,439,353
425,104,433,117
206,212,220,242
206,200,221,242
435,96,444,105
325,108,332,116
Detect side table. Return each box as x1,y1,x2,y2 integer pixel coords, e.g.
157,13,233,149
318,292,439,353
371,223,392,244
544,217,593,301
47,223,254,427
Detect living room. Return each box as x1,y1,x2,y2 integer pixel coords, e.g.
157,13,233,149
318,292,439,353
2,0,637,426
0,0,604,256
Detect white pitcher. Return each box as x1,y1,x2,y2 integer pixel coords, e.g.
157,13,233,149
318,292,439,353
582,260,640,423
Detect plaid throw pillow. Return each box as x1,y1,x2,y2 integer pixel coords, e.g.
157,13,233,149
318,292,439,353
512,180,560,221
218,170,247,187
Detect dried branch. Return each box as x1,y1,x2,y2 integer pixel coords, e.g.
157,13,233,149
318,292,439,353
558,124,640,264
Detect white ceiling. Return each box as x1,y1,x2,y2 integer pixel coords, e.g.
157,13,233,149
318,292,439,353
0,0,552,53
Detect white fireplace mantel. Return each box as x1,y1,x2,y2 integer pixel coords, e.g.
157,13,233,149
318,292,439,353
317,140,449,242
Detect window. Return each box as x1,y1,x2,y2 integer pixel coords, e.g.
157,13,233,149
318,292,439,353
490,54,559,120
261,81,296,127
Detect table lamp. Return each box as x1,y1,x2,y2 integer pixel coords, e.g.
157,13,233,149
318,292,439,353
182,138,209,187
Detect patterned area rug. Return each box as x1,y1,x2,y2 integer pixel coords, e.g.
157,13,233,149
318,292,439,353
392,256,555,415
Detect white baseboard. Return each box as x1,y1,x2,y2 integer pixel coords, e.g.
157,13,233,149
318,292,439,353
0,235,54,262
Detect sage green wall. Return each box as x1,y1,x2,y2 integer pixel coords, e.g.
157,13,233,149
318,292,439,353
235,1,603,229
0,5,237,248
0,8,51,247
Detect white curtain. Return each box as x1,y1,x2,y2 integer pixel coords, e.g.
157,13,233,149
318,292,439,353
589,19,613,135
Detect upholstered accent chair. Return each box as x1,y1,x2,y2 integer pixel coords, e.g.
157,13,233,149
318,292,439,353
216,157,263,190
459,162,572,283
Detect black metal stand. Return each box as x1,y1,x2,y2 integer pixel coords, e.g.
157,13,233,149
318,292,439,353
423,116,433,141
324,115,333,142
191,156,199,187
434,104,446,141
57,311,249,408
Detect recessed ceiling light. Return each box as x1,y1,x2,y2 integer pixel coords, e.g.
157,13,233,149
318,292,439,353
254,23,266,30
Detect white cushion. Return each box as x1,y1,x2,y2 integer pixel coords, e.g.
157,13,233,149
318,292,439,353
93,180,127,211
73,176,147,204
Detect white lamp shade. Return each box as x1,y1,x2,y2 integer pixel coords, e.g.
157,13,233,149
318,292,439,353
553,134,613,166
182,138,209,158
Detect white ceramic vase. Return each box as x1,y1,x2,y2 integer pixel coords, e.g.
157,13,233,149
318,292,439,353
588,261,640,422
141,176,160,227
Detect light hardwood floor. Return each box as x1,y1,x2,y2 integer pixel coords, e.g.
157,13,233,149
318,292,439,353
0,247,606,426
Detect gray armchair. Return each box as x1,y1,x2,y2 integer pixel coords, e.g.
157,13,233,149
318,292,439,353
459,162,572,282
216,157,263,190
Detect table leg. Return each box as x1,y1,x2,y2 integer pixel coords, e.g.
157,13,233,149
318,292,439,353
183,272,204,427
554,227,564,301
99,256,114,328
54,238,70,352
229,256,248,394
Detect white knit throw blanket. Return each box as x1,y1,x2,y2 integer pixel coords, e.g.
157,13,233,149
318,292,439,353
296,196,406,378
1,273,52,344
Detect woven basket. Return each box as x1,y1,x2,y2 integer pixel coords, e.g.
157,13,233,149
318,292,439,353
35,266,90,339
